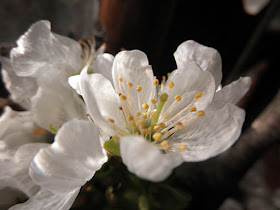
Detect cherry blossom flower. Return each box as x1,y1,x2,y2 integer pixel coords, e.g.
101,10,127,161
70,40,251,182
0,20,106,209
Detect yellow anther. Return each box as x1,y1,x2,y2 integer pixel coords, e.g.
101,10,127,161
144,127,151,134
120,95,127,100
197,110,205,117
160,140,169,149
118,93,122,96
108,118,115,123
174,95,181,101
195,92,203,99
168,81,174,88
165,130,171,136
142,103,149,110
119,106,123,111
151,98,157,104
153,133,162,141
140,124,145,129
127,82,133,88
131,121,136,127
136,112,142,117
190,107,197,112
86,113,89,117
112,135,120,141
136,119,144,126
148,127,152,133
162,76,166,81
177,122,184,130
151,111,156,118
143,113,147,119
159,122,166,129
154,125,160,131
128,115,134,121
118,77,123,83
163,114,169,119
136,85,142,92
179,144,186,150
153,79,159,85
135,132,140,135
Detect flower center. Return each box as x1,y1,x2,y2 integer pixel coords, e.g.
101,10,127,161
108,76,205,151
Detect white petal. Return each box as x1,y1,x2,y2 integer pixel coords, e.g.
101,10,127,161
90,53,114,84
213,77,251,108
0,143,48,201
11,20,82,78
80,72,122,136
112,50,155,112
10,188,79,210
170,103,245,161
0,106,52,159
160,62,215,120
30,119,107,194
174,40,222,89
31,86,87,132
243,0,269,15
120,135,183,182
68,75,82,95
0,57,37,109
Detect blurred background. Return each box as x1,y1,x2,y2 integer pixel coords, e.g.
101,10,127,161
0,0,279,209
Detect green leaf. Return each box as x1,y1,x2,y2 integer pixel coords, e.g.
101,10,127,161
104,138,121,157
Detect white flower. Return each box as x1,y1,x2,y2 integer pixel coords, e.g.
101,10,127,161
0,20,104,132
70,40,251,182
0,20,106,209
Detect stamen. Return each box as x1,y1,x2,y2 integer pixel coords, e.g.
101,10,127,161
162,76,166,84
136,119,144,126
179,144,186,150
159,122,166,129
137,86,142,113
142,103,149,110
136,112,142,117
165,130,170,136
163,114,169,119
153,133,162,141
197,110,205,117
195,92,203,99
160,140,169,150
118,77,123,83
190,107,197,112
177,122,184,130
136,85,142,92
174,95,182,101
126,82,133,88
108,118,115,124
151,98,157,104
128,115,134,121
131,121,136,127
120,94,127,101
142,113,147,119
153,79,159,85
153,125,161,131
168,81,174,89
151,111,156,118
126,82,135,116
